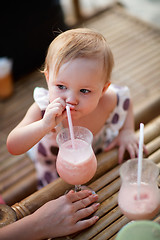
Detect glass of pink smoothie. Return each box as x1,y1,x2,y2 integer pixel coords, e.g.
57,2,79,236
118,159,160,220
56,126,97,192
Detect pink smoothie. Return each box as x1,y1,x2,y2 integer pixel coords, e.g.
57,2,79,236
56,139,97,185
118,182,160,220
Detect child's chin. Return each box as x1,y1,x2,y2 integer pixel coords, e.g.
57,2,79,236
71,114,79,120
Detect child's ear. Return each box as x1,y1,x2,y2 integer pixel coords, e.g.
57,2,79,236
102,81,111,94
44,70,49,83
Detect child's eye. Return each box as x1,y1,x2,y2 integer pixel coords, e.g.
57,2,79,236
57,85,67,90
80,89,91,94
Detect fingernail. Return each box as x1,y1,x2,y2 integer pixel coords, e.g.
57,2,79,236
70,190,74,193
94,203,100,208
88,190,93,195
93,194,98,199
94,216,99,220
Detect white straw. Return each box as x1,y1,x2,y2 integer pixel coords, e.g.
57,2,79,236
66,105,75,148
137,123,144,200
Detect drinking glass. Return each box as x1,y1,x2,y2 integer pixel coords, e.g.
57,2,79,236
56,126,97,192
118,158,160,220
116,220,160,240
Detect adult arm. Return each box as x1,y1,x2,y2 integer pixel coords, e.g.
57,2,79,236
0,190,99,240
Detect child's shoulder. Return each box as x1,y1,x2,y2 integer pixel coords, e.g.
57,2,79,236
100,86,117,115
33,87,49,110
102,84,130,105
100,84,130,117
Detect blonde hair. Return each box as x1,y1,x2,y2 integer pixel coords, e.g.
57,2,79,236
44,28,114,82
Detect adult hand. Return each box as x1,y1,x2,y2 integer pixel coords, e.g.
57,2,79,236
33,190,99,239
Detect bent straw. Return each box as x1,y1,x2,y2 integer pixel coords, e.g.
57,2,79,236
66,105,75,148
137,123,144,200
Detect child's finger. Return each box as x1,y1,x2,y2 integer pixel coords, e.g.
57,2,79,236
52,97,66,107
143,144,148,156
118,145,125,164
105,138,117,151
127,144,137,159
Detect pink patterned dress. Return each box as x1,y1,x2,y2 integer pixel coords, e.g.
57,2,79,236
28,84,130,189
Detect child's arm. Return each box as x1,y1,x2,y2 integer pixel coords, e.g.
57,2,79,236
7,98,66,155
105,100,147,163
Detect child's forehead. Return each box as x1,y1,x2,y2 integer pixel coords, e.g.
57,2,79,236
52,57,103,75
52,58,105,85
60,58,101,68
48,57,107,86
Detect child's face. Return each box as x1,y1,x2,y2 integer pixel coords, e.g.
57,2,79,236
46,58,109,120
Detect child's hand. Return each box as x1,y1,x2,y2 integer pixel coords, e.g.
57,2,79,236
105,129,148,164
43,97,66,132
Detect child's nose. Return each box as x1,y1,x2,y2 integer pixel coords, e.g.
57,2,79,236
66,93,78,106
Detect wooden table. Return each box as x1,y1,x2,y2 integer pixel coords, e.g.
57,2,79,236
0,110,159,239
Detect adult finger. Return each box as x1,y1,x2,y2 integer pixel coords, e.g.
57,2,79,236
66,190,93,203
76,215,99,231
74,194,98,211
76,202,100,222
